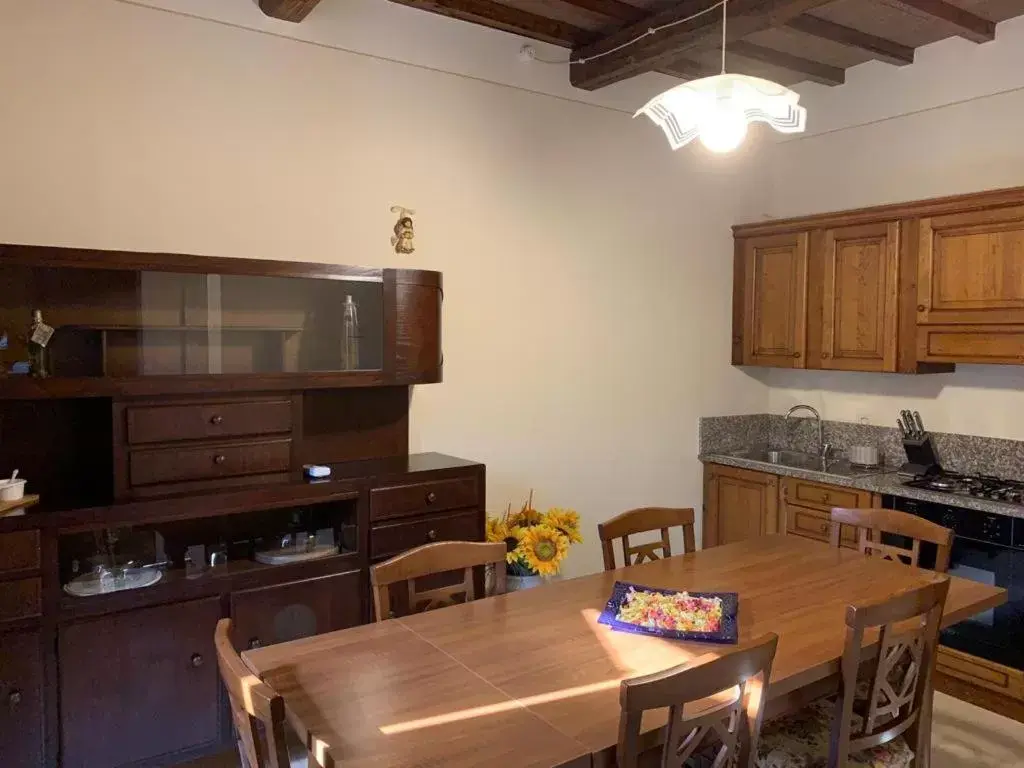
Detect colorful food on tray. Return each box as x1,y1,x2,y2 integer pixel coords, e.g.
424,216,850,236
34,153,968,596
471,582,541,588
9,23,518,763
614,587,724,633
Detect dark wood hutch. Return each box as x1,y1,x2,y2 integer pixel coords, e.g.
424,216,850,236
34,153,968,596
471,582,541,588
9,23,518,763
0,245,485,767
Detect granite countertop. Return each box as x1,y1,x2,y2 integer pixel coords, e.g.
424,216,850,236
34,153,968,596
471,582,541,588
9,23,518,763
700,453,1024,520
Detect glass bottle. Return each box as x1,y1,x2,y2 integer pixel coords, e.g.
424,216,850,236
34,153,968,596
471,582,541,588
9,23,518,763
341,295,360,371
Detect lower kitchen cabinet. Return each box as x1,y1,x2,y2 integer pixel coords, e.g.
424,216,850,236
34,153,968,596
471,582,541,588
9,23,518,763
0,629,45,768
59,597,223,768
230,569,363,651
703,464,780,548
780,476,873,547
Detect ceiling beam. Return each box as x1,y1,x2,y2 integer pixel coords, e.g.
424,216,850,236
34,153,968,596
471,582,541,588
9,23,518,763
570,0,836,91
890,0,995,43
559,0,646,24
786,14,915,66
388,0,588,47
728,41,844,85
258,0,323,22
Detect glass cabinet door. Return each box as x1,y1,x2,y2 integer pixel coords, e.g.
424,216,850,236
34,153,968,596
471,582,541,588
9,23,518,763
0,264,384,377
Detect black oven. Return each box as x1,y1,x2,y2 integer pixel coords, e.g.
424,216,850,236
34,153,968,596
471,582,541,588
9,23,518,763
882,495,1024,671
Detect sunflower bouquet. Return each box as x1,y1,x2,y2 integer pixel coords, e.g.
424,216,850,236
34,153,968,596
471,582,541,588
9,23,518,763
486,491,582,577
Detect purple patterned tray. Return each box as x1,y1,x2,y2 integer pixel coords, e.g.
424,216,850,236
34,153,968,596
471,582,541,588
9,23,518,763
597,581,739,644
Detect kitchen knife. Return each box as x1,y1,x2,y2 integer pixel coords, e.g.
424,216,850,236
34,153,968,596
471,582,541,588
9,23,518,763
898,418,907,439
900,410,915,437
913,411,925,436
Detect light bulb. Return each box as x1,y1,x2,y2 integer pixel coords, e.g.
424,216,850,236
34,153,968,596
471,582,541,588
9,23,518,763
697,103,748,153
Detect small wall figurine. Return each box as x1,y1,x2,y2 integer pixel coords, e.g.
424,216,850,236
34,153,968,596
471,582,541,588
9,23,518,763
390,206,416,255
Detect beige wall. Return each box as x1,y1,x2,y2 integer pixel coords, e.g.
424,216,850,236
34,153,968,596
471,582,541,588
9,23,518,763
747,16,1024,441
0,0,768,574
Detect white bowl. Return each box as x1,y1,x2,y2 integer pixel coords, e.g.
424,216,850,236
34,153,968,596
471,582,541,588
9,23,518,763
0,479,26,502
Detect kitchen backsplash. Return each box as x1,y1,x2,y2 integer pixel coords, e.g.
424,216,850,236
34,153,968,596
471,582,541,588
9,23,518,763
699,414,1024,478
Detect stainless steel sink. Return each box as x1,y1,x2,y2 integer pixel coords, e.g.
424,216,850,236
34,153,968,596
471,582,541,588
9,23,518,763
735,448,822,470
730,447,889,477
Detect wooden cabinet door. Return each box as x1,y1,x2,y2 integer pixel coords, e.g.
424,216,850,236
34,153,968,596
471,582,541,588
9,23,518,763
0,630,45,768
918,206,1024,325
393,270,442,384
703,464,779,548
819,222,900,371
59,597,223,768
739,233,809,367
230,569,363,651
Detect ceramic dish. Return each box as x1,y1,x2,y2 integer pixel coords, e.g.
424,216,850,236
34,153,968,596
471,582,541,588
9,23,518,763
597,581,739,644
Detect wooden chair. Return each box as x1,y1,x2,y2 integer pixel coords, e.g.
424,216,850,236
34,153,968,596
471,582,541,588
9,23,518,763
758,578,950,768
617,633,779,768
370,540,507,621
598,507,696,571
214,618,309,768
829,507,953,572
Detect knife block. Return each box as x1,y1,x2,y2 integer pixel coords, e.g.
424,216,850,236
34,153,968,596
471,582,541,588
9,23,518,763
900,434,942,477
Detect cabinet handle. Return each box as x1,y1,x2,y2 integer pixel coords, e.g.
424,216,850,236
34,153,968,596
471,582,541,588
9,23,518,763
8,689,22,707
425,491,437,504
427,529,438,541
213,454,226,465
191,653,204,668
792,352,801,358
248,637,262,650
210,414,223,425
823,493,831,504
916,305,926,312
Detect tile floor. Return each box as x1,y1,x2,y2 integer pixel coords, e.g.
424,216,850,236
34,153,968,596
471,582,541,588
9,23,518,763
184,691,1024,768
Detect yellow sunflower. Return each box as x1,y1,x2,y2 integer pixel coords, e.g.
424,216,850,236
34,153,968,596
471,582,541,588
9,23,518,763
504,525,524,564
510,506,542,527
543,508,582,544
485,516,509,544
518,524,569,576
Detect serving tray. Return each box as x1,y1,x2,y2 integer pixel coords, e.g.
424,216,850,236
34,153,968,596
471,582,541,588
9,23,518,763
597,581,739,644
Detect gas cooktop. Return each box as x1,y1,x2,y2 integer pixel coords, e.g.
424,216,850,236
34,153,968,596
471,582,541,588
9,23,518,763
902,471,1024,506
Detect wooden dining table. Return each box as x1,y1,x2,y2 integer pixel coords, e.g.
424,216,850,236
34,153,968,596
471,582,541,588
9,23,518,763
242,535,1007,768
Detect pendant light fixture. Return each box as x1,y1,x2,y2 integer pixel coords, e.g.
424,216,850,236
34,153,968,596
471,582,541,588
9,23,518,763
635,0,807,153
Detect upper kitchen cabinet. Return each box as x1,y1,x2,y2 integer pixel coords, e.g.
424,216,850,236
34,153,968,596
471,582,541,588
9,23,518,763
734,233,809,368
917,205,1024,365
0,247,444,397
815,221,900,372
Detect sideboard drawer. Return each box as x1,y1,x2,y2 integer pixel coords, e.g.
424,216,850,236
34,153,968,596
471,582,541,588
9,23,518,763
0,578,42,623
127,399,292,444
370,476,479,521
0,530,41,575
371,508,481,559
786,505,857,548
129,439,291,486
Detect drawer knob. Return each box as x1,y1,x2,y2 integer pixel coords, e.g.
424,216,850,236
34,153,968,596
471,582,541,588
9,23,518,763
425,492,437,504
917,304,926,312
427,529,438,541
823,493,831,504
248,637,262,650
210,414,224,425
8,689,22,707
792,351,801,359
213,454,226,465
191,653,204,668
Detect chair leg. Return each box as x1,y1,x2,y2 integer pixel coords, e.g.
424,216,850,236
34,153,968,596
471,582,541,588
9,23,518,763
906,687,933,768
237,739,251,768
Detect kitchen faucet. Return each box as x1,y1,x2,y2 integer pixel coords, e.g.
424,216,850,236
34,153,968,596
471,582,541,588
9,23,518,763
785,404,831,462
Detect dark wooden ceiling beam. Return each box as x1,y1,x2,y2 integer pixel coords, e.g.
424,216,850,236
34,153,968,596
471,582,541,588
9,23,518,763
728,41,844,85
890,0,995,43
559,0,646,24
570,0,835,90
786,14,915,66
388,0,588,47
258,0,323,22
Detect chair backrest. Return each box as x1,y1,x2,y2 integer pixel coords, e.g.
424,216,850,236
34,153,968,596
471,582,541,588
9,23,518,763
598,507,696,571
832,578,950,765
214,618,292,768
370,540,507,621
829,507,953,572
617,633,778,768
